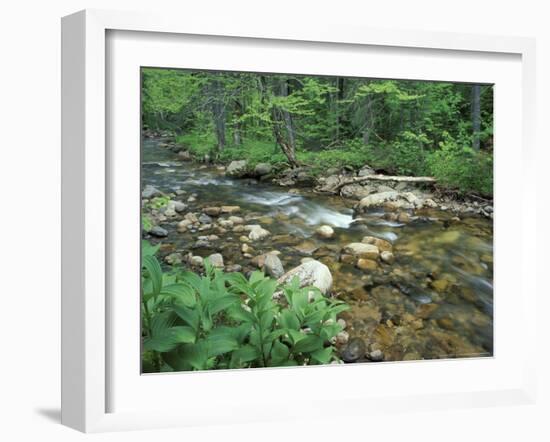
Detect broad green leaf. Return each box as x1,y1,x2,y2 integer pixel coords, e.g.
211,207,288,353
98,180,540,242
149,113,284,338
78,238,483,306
279,310,300,330
293,335,324,354
208,294,238,315
270,340,290,363
142,240,160,257
170,326,196,344
142,255,162,298
173,305,200,331
160,283,196,307
311,347,333,364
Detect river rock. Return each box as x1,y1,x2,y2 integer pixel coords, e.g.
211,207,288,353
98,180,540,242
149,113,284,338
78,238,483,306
218,219,234,229
248,226,271,241
315,225,334,239
357,258,378,271
198,213,213,224
264,253,285,278
340,184,374,200
341,337,367,363
424,198,438,208
189,255,204,267
397,212,411,223
149,226,168,237
358,165,375,176
142,184,162,199
177,219,192,232
380,251,395,264
207,253,224,268
221,205,241,214
171,201,188,213
254,163,272,176
368,349,384,362
164,253,183,265
294,240,319,255
336,330,350,345
357,191,400,210
362,236,392,252
228,215,244,224
177,150,191,161
184,212,199,224
203,206,222,216
226,160,248,177
343,243,379,259
277,260,333,295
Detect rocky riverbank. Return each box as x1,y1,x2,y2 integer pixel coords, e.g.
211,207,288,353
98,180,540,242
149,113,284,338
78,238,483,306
145,131,493,220
141,135,494,363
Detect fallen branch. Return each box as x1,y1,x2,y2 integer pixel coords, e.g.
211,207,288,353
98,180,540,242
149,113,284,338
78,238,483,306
320,174,436,193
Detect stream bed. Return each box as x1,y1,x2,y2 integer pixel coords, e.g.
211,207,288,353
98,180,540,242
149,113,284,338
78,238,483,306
142,138,494,362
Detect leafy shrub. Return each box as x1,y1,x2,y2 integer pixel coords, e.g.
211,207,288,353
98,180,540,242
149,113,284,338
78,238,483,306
427,135,493,195
387,131,430,176
141,241,349,372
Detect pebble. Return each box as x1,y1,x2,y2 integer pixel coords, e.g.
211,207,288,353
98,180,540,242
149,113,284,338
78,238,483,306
369,349,384,362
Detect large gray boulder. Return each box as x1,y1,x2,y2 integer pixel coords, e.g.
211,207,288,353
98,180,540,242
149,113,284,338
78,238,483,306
277,260,333,296
226,160,248,177
357,191,400,210
340,184,374,200
254,163,272,176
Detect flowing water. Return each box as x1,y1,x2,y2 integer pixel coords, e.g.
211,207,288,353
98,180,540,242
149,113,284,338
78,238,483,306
143,139,494,361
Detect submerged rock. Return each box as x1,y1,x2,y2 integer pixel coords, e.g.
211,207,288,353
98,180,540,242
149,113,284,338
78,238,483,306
149,226,168,237
341,337,367,363
343,243,379,259
277,260,333,295
357,258,378,271
362,236,393,252
380,251,395,264
248,226,271,241
316,225,334,239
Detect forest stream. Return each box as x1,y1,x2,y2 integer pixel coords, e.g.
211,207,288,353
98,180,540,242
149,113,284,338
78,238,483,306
143,138,494,362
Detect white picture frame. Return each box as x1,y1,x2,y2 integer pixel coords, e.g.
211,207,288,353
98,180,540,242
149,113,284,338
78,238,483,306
61,9,537,433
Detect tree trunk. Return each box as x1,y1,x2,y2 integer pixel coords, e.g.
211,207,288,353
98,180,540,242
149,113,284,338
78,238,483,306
472,84,481,150
211,77,226,152
271,78,299,167
362,93,373,145
232,99,243,146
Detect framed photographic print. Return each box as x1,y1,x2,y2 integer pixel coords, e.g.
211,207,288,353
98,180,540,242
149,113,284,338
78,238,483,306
61,9,537,432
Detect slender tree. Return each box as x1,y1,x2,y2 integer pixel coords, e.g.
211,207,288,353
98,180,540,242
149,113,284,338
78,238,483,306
472,84,481,150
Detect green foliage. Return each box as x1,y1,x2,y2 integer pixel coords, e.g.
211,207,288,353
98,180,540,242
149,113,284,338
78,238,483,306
141,241,349,372
427,134,493,195
147,196,170,209
141,214,153,232
142,68,494,195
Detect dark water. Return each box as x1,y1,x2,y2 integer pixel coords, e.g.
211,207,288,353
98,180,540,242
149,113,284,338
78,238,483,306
143,139,494,361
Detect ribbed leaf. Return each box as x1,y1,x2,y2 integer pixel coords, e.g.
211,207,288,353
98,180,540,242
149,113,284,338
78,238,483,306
160,283,196,307
311,347,333,364
293,335,324,353
173,305,200,331
142,254,162,298
279,310,300,330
